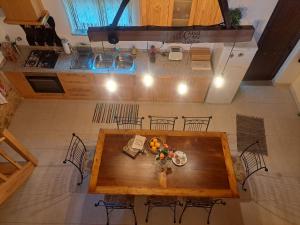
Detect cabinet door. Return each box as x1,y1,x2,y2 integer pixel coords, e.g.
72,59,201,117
94,75,134,101
58,73,96,99
58,73,94,84
134,76,154,101
140,0,174,26
4,72,35,98
0,0,44,22
152,75,211,103
189,0,222,26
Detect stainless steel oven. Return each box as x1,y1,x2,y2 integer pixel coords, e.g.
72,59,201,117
24,72,65,93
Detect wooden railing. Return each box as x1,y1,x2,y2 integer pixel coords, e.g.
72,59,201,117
0,129,38,205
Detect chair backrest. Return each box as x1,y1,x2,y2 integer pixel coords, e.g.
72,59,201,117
182,116,212,131
148,116,178,131
240,141,267,177
64,133,87,174
114,116,144,130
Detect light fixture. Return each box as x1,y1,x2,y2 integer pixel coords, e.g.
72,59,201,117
142,74,154,87
213,42,236,89
177,82,188,95
105,79,118,93
213,75,225,88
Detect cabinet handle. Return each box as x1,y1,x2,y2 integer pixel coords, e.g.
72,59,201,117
238,53,244,57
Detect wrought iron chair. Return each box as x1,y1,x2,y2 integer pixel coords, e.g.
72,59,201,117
144,196,180,223
238,141,268,191
148,116,178,131
95,195,137,225
63,133,88,185
179,198,226,224
182,116,212,131
114,116,144,130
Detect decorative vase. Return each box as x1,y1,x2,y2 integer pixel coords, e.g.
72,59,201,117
159,159,171,172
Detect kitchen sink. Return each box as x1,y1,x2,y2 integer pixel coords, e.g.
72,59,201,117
93,53,113,69
70,46,135,73
115,53,134,70
70,46,93,70
92,52,135,74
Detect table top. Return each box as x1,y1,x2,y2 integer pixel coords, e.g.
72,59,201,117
89,129,239,198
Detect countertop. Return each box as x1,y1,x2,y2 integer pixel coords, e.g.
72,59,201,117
0,46,213,77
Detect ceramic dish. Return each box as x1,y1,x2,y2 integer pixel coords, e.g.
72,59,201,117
172,151,187,166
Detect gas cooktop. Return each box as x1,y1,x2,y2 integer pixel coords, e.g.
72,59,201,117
24,50,59,68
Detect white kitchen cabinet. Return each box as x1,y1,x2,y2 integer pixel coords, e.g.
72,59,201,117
206,39,258,103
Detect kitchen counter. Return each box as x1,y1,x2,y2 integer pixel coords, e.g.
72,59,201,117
1,46,213,77
1,46,213,103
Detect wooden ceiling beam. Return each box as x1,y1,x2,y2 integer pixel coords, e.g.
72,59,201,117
218,0,231,28
88,25,254,43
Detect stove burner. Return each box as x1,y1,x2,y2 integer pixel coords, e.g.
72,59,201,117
24,50,59,68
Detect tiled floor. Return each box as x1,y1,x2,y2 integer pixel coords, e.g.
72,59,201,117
0,85,300,225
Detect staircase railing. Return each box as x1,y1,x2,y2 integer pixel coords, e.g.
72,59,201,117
0,129,38,205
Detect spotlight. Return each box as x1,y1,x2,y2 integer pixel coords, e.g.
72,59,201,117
213,75,225,88
105,79,118,92
142,74,154,87
177,82,188,95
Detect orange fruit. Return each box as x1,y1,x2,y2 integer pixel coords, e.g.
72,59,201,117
151,146,157,152
155,142,160,148
150,141,155,147
152,138,158,143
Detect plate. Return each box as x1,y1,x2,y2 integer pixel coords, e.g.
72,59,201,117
172,151,187,166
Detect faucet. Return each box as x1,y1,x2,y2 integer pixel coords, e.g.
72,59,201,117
5,35,22,56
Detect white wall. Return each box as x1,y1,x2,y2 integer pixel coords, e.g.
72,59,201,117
273,39,300,84
290,76,300,111
0,0,278,48
228,0,278,42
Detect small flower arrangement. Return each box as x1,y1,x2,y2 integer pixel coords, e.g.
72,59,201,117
155,144,175,161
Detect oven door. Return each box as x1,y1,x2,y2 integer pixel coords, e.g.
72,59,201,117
25,73,65,93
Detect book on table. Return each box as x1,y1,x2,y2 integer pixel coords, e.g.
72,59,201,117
122,135,146,159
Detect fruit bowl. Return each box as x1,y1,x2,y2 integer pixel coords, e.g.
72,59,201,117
147,137,163,154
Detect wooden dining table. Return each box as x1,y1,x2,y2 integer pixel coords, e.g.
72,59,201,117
89,129,239,198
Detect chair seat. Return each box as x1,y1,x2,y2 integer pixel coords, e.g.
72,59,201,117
184,197,211,202
183,197,215,207
104,195,135,206
146,196,178,205
233,157,246,182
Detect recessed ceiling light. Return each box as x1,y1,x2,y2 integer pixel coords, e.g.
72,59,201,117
213,75,225,88
177,82,188,95
142,74,154,87
105,79,118,92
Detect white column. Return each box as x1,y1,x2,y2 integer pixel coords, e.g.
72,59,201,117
205,39,258,104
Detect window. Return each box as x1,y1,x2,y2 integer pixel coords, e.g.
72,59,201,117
63,0,135,35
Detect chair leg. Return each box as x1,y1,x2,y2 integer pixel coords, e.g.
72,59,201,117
179,202,188,224
207,206,214,224
105,207,110,225
77,172,84,185
132,207,137,225
94,200,100,207
173,205,176,223
145,205,150,223
242,179,247,191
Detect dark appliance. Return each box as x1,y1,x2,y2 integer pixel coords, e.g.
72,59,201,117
24,50,59,68
25,73,65,93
